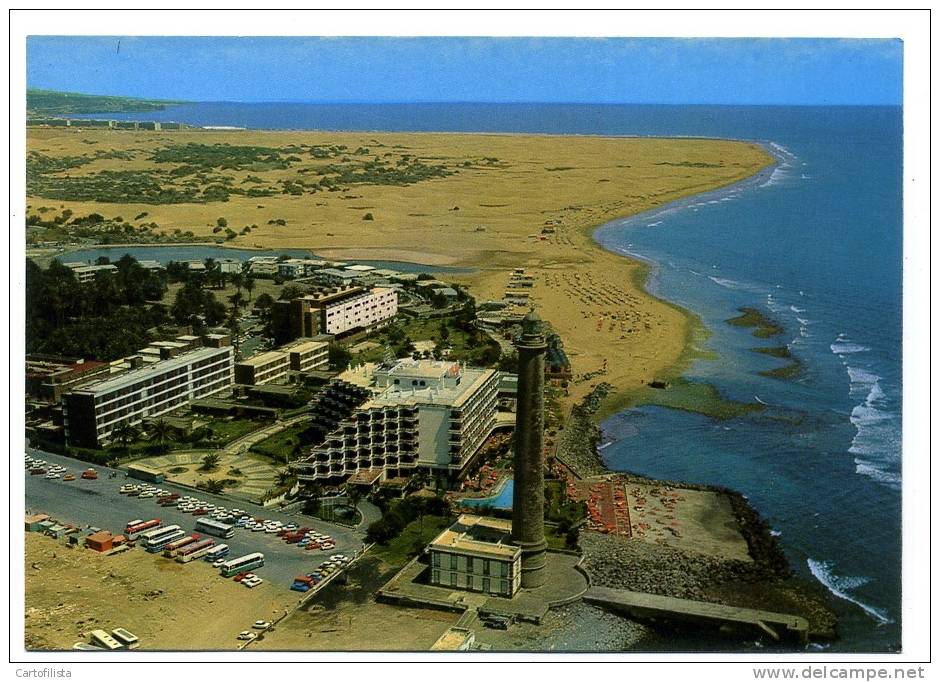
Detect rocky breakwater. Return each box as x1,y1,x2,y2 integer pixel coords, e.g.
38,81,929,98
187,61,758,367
554,383,611,478
579,496,837,642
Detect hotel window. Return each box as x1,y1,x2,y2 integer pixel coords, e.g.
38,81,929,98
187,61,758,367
500,580,509,595
449,572,456,586
432,569,440,583
450,554,458,570
483,560,491,576
482,578,491,593
432,553,441,567
465,574,473,589
500,562,509,577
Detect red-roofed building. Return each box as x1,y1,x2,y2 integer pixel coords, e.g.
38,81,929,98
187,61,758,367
26,354,110,404
85,531,114,553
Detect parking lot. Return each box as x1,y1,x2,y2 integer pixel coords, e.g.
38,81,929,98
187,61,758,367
25,448,366,589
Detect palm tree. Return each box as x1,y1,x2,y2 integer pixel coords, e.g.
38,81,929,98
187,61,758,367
112,422,140,453
244,275,256,301
150,419,175,455
231,272,245,297
200,453,222,471
347,485,363,508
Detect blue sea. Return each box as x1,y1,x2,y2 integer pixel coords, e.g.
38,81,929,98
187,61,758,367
80,102,902,651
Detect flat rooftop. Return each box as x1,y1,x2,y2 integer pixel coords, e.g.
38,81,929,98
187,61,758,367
428,514,519,560
237,350,288,367
283,339,329,354
341,361,495,409
73,346,231,396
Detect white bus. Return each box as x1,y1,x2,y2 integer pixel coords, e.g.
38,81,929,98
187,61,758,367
141,525,184,552
175,538,216,563
89,629,123,651
111,628,139,649
204,544,230,562
219,552,264,577
195,517,235,539
138,524,179,543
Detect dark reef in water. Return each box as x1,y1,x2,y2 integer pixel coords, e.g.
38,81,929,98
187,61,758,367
726,307,784,338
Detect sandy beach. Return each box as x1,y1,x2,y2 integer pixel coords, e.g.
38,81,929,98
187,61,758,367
27,128,773,414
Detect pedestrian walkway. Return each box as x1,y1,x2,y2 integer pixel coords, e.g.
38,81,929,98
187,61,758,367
131,415,314,502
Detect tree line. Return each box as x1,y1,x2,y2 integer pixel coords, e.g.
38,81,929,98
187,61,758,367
26,255,168,360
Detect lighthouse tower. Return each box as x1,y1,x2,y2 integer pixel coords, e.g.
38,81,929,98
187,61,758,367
510,309,549,589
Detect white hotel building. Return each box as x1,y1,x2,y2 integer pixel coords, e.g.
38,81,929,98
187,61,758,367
63,346,234,448
318,286,398,336
293,358,500,486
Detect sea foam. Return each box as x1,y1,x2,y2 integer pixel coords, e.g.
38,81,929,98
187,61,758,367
844,363,901,490
831,340,870,355
807,559,893,625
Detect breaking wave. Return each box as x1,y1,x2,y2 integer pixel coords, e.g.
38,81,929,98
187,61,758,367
844,361,901,491
807,559,893,625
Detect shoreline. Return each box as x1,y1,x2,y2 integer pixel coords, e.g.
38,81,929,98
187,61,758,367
556,385,838,644
28,241,468,270
584,142,782,421
28,127,775,416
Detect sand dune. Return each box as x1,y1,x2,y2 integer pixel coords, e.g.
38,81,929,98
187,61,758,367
27,128,773,414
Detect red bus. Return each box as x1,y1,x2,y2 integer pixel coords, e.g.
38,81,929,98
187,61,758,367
162,534,199,557
125,518,161,539
175,538,216,563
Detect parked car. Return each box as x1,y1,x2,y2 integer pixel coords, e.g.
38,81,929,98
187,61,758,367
243,577,263,588
62,474,76,482
236,631,256,641
252,621,271,630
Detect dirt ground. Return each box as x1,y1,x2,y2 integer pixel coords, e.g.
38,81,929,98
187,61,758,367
24,533,297,651
28,128,772,414
252,556,459,651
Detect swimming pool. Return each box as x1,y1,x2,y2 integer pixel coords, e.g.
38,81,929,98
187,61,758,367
459,478,514,511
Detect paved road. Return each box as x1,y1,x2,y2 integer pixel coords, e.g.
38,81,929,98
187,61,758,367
25,448,367,589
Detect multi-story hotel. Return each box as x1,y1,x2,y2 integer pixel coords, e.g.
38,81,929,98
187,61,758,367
234,350,291,386
286,340,330,372
427,515,522,597
272,285,398,344
63,346,234,448
292,358,500,487
234,340,329,385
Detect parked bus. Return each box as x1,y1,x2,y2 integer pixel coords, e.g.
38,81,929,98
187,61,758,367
176,538,216,563
194,517,235,539
140,525,183,552
138,524,178,543
204,544,230,562
89,629,123,651
125,518,161,540
110,628,139,649
219,552,265,577
162,534,198,557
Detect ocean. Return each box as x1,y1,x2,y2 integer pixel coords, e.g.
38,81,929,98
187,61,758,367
79,102,903,651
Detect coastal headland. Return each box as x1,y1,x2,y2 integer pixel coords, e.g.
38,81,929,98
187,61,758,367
27,127,774,416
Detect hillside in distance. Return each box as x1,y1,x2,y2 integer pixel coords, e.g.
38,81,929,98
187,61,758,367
27,88,185,115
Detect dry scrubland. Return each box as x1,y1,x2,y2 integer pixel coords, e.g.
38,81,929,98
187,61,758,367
27,128,772,411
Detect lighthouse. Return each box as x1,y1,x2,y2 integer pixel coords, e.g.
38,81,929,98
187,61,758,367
511,309,549,588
